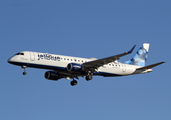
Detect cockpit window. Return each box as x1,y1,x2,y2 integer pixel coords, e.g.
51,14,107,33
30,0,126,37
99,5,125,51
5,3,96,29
15,53,24,55
15,53,20,55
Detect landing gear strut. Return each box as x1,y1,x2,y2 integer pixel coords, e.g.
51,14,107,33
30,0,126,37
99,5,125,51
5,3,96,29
21,66,27,75
70,80,77,86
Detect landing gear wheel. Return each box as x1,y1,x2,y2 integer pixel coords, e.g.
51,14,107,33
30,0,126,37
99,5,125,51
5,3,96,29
85,75,92,81
21,66,27,75
70,80,77,86
23,72,27,75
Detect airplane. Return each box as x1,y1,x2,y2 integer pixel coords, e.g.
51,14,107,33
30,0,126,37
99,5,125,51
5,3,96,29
7,43,165,86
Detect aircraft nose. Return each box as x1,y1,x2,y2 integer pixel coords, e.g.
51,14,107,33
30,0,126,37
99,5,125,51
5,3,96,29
7,56,15,63
7,58,12,63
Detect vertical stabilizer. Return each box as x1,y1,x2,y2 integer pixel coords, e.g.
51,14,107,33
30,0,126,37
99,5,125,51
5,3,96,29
125,43,150,67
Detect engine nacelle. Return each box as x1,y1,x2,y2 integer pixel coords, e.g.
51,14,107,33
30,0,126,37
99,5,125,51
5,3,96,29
44,71,61,81
67,63,84,72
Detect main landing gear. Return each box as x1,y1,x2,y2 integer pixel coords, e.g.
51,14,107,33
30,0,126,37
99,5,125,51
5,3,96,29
70,79,77,86
21,66,27,75
85,72,93,81
70,72,93,86
70,76,79,86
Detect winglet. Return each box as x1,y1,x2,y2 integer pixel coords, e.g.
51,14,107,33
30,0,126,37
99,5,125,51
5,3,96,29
128,45,136,53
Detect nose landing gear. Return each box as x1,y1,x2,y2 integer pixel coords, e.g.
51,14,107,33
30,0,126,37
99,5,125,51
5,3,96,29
21,66,27,75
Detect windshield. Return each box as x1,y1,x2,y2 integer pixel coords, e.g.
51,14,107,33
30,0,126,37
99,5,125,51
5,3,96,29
15,52,24,55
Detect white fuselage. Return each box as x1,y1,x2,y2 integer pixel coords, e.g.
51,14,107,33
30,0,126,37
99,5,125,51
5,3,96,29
8,51,152,77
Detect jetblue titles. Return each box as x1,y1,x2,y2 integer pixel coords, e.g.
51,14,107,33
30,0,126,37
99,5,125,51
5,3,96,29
38,53,60,61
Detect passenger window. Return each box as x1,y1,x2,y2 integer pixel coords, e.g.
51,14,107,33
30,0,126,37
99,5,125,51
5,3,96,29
57,57,60,60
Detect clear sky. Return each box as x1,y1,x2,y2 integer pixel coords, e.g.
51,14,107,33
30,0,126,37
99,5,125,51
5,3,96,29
0,0,170,120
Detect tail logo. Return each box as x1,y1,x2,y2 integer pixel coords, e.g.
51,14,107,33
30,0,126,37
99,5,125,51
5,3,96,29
125,43,149,67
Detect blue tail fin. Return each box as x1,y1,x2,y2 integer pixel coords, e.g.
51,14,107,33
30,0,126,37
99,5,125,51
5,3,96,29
125,43,150,67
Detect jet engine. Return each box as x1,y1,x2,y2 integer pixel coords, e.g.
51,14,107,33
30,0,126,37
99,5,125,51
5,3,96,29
44,71,61,80
67,63,84,72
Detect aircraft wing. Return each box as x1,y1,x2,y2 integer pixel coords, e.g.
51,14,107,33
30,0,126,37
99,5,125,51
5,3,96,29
83,45,136,69
136,61,166,71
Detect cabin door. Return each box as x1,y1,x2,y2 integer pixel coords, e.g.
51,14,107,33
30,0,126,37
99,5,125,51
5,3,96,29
30,52,35,61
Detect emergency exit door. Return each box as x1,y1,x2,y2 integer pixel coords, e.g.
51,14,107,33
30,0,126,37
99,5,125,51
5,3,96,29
122,63,126,72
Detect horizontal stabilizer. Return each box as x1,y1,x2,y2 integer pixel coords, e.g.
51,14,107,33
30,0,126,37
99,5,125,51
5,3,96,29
136,61,166,71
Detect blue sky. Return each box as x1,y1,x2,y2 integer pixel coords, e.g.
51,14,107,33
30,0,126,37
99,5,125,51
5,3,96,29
0,0,170,120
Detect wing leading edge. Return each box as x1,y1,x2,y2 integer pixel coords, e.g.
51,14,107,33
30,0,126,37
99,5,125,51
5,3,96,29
83,45,136,69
